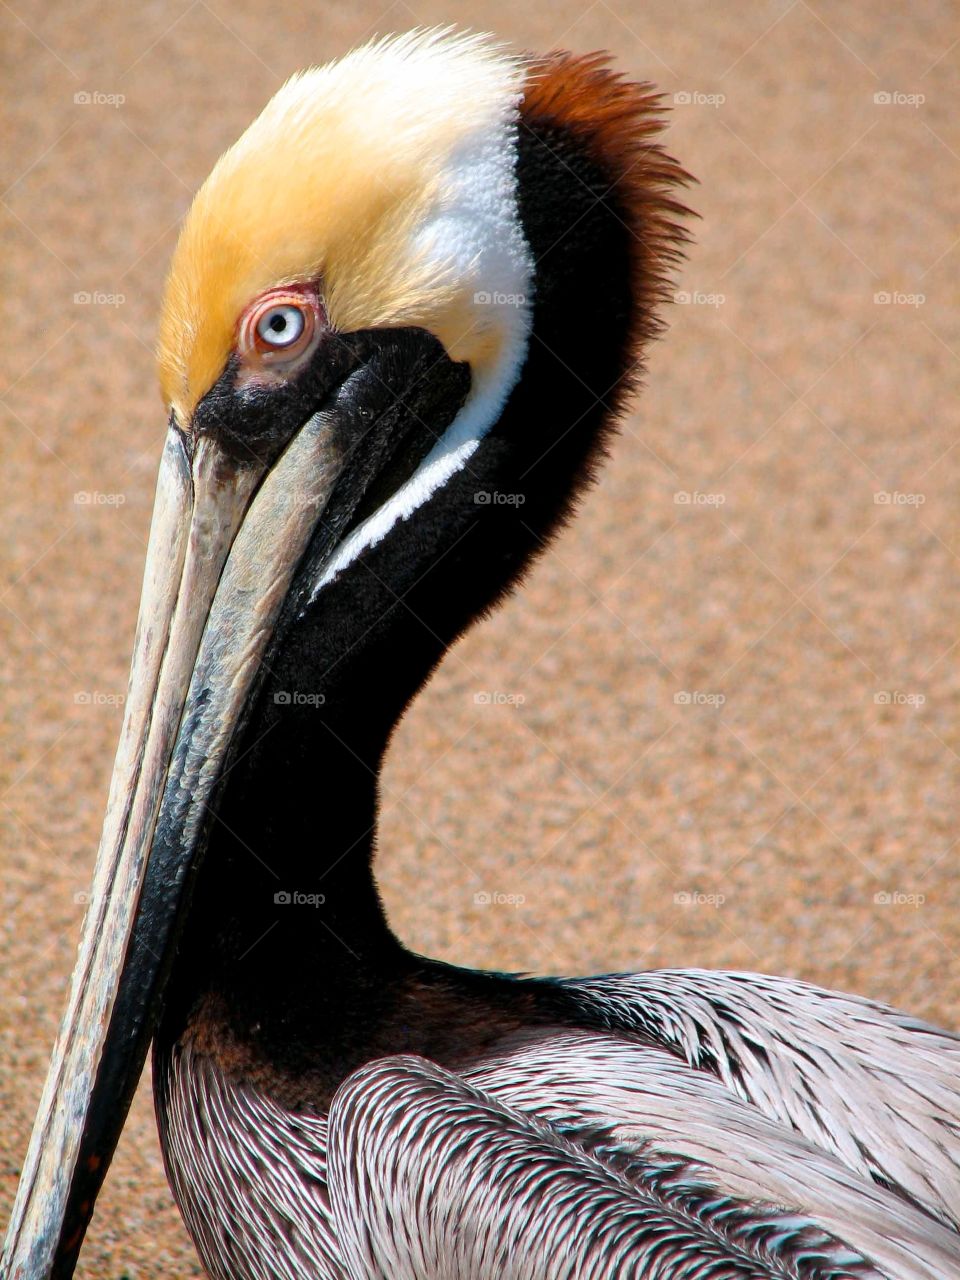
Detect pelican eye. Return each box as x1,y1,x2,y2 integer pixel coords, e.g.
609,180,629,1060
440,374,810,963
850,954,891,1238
256,305,305,348
240,290,321,370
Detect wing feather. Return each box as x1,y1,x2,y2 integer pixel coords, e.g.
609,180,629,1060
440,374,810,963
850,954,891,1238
545,969,960,1228
464,1026,960,1279
328,1054,880,1280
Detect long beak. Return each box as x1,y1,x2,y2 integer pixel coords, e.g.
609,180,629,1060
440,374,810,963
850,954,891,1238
2,407,354,1279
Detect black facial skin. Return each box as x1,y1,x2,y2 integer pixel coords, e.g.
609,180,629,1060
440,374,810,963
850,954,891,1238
52,328,470,1279
189,325,468,471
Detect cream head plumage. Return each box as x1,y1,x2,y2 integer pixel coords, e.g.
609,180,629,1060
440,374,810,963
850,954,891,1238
158,31,532,427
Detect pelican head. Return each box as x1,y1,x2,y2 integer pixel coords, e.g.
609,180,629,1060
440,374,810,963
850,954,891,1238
4,28,688,1278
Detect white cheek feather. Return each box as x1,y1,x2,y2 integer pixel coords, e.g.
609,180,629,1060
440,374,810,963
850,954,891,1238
309,101,533,599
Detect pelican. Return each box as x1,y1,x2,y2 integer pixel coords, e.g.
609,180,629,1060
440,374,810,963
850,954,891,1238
5,29,960,1280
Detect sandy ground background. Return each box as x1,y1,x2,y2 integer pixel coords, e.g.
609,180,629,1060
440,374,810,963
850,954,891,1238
1,1,957,1275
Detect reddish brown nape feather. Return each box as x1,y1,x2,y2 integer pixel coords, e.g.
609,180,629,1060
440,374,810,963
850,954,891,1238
521,50,695,389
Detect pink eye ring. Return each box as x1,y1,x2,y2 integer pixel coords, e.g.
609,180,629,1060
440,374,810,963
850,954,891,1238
238,285,325,370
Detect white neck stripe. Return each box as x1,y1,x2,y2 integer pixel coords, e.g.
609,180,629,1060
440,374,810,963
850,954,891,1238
307,111,533,601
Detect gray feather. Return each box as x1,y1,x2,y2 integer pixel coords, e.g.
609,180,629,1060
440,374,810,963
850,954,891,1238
328,1054,882,1280
156,969,960,1279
